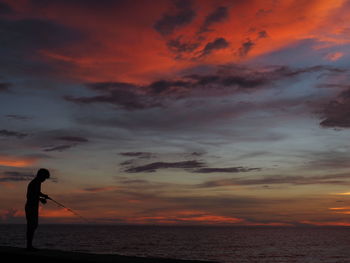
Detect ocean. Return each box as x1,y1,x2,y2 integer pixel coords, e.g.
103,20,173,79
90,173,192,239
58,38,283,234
0,224,349,263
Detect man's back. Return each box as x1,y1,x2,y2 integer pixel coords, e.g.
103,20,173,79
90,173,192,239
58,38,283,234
26,178,41,207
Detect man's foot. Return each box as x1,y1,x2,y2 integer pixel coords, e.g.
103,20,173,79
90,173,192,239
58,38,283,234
26,246,39,252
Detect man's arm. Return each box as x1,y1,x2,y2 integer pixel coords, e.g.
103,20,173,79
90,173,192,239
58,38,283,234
39,192,50,204
39,192,49,199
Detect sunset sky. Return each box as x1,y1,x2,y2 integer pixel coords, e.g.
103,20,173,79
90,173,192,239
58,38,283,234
1,0,350,226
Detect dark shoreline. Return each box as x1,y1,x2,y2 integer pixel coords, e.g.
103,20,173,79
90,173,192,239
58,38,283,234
0,246,217,263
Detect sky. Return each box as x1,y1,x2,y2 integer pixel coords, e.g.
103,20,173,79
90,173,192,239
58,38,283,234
1,0,350,226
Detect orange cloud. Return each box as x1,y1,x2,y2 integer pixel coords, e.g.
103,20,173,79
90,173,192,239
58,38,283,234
0,155,38,167
334,211,350,215
324,52,344,61
300,220,350,226
7,0,348,84
127,199,142,204
329,206,350,210
333,192,350,195
126,210,243,225
0,208,24,221
0,182,16,188
181,214,243,224
40,208,75,218
245,222,294,226
80,186,119,193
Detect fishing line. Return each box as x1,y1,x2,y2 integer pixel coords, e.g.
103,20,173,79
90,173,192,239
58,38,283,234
48,197,91,223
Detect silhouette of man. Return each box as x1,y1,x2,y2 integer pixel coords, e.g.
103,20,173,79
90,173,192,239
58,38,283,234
25,168,50,250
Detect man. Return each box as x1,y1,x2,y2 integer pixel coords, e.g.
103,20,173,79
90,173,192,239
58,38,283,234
25,168,50,251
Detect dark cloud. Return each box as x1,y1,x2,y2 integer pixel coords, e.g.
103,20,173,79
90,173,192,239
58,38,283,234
0,171,33,182
123,159,261,174
306,150,350,170
39,133,89,152
256,8,272,17
235,151,270,160
238,39,255,57
199,173,350,188
0,2,13,15
31,0,126,9
320,87,350,128
55,136,89,143
193,167,261,173
0,83,11,92
118,179,150,185
114,176,152,186
119,152,154,167
186,72,268,89
65,64,342,110
82,186,117,192
119,160,135,166
164,5,230,59
147,79,191,95
0,17,84,76
0,18,83,52
258,30,268,38
43,144,75,152
198,6,229,34
154,0,196,36
64,82,162,110
87,81,136,92
167,36,200,57
0,129,28,138
119,152,153,158
189,151,205,157
277,65,344,77
5,114,31,121
124,160,205,173
199,37,229,57
185,65,341,90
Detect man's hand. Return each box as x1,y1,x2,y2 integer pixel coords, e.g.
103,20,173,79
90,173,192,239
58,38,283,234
39,198,47,204
41,194,50,200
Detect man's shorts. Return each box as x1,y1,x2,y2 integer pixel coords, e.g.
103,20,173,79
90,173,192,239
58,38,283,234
25,204,38,229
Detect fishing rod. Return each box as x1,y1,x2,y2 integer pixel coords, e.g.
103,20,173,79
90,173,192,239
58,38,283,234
47,197,92,223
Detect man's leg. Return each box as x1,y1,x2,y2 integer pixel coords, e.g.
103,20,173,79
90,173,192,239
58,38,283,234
26,224,36,249
26,207,38,250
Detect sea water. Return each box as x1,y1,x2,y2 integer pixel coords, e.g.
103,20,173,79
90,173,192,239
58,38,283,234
0,224,349,263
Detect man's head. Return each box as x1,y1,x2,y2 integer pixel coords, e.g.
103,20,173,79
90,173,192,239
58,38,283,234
36,168,50,182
